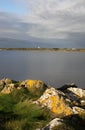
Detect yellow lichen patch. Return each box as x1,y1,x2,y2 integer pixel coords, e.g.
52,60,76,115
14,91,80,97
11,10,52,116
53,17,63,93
27,80,36,88
25,80,46,96
37,88,73,116
49,95,72,116
26,80,43,88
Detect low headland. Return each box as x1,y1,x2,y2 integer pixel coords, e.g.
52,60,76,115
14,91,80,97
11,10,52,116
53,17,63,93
0,48,85,52
0,78,85,130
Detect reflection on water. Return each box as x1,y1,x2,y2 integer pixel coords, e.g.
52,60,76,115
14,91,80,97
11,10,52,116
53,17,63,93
0,50,85,88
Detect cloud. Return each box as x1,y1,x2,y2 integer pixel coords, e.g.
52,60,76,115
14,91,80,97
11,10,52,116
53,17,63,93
0,0,85,44
21,0,85,39
0,11,34,39
67,32,85,47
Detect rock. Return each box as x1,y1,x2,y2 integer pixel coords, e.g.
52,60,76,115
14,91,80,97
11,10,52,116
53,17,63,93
58,83,77,92
4,78,12,84
57,84,82,105
42,118,64,130
65,90,80,105
0,78,85,130
1,83,15,94
0,79,48,95
36,87,73,116
0,78,15,93
0,78,12,85
72,106,85,114
0,78,12,87
80,100,85,107
20,80,47,96
67,87,85,98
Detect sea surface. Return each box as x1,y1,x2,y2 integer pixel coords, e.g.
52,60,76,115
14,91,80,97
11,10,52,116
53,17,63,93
0,50,85,88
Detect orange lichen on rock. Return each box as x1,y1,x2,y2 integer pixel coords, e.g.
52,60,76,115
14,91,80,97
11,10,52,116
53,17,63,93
20,80,47,96
27,80,36,88
36,88,73,116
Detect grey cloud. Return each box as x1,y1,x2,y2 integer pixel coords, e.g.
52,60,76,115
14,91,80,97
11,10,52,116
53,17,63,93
0,0,85,48
0,12,20,31
0,12,37,39
67,32,85,47
20,0,85,39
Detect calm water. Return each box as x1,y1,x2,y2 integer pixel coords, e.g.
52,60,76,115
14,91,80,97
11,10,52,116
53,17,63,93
0,50,85,88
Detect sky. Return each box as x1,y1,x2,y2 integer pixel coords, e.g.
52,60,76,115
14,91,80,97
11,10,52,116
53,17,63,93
0,0,85,48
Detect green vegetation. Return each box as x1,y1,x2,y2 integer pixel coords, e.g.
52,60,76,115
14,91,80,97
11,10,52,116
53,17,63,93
0,94,13,112
0,88,53,130
0,78,85,130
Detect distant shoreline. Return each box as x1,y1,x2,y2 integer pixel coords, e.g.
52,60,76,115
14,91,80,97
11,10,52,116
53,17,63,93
0,48,85,52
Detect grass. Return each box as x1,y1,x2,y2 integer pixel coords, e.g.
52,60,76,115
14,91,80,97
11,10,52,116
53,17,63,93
0,86,85,130
0,88,54,130
0,94,13,112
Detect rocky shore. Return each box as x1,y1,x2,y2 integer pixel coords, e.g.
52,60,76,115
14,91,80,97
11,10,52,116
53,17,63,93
0,78,85,130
